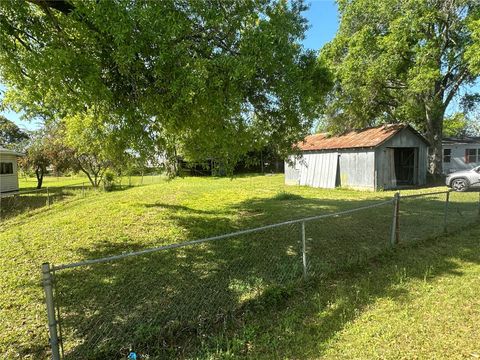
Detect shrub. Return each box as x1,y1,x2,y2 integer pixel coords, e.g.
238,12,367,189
103,170,116,191
272,191,303,201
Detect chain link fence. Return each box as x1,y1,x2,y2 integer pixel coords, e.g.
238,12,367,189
0,183,94,220
1,175,165,221
42,190,480,359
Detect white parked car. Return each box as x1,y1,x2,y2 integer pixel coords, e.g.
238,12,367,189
445,166,480,192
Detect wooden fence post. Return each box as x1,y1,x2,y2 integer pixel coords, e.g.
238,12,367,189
390,192,400,246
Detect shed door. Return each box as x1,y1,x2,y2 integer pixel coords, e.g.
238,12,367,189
299,152,338,188
386,148,396,188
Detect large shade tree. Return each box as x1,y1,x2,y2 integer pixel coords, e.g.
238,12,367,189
320,0,480,176
0,0,330,172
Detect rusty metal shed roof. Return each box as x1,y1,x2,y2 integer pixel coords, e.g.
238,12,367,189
297,124,428,151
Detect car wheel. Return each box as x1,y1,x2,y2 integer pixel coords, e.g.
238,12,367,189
451,178,469,192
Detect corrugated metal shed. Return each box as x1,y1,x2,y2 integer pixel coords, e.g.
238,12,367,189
286,124,429,191
297,124,428,151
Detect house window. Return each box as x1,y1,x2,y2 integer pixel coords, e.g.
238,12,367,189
465,149,478,164
0,162,14,174
443,148,451,163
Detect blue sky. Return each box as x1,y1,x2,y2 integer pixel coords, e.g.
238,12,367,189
303,0,339,51
1,0,476,130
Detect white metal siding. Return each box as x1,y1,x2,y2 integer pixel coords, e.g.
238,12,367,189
0,153,20,193
443,144,480,174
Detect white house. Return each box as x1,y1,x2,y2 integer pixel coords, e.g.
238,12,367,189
442,137,480,174
0,147,23,194
285,124,429,191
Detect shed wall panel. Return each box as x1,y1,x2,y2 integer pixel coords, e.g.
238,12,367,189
284,156,301,185
296,152,338,188
338,150,375,190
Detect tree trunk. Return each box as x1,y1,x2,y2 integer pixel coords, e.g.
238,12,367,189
79,168,96,188
35,166,44,189
260,151,264,174
425,101,446,179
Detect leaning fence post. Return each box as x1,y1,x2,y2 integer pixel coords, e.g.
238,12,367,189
301,221,307,279
42,263,61,360
390,192,400,246
444,191,450,232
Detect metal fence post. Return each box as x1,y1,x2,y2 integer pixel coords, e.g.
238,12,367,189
478,192,480,217
46,187,50,207
444,191,450,232
301,221,307,279
42,263,61,360
390,192,400,246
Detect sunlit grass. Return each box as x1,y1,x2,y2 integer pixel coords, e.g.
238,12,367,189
1,174,479,359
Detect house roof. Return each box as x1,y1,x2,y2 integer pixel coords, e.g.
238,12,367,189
443,137,480,145
0,147,24,156
297,124,429,151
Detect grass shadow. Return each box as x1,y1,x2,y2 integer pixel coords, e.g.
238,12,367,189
50,192,480,359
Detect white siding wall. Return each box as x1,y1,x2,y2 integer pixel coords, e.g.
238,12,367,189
0,153,20,193
443,144,480,174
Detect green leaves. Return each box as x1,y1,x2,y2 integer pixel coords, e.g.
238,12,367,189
466,19,480,74
0,115,29,148
320,0,480,174
0,0,330,173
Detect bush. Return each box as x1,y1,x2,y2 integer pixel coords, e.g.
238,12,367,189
103,170,116,191
272,191,303,201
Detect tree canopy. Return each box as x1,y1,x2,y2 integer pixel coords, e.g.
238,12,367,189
320,0,480,175
0,115,29,148
0,0,330,173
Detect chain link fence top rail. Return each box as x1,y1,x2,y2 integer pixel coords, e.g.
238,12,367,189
43,191,480,359
1,176,165,221
0,183,93,221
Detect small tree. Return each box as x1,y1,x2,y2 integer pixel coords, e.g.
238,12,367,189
63,110,126,188
19,131,50,189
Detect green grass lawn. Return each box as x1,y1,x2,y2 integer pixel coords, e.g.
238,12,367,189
18,174,164,190
18,175,91,190
0,175,165,220
1,175,479,359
